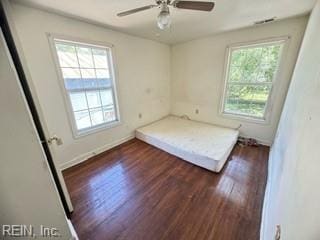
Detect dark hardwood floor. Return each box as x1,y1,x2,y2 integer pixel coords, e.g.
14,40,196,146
63,138,269,240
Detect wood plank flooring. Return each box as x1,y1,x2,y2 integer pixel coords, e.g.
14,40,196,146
63,138,269,240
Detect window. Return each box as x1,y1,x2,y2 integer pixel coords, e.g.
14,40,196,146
221,39,286,121
52,37,119,136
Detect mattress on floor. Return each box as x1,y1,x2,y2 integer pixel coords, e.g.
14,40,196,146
135,116,239,172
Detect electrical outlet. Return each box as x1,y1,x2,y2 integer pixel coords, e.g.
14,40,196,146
139,113,142,119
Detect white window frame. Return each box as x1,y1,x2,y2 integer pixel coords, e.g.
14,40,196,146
48,34,121,138
219,37,289,124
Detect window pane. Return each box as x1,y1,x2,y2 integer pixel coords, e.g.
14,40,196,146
96,69,111,88
96,69,110,79
238,85,256,102
225,101,265,118
74,110,91,130
261,45,281,67
81,69,99,89
256,65,276,83
86,91,101,108
90,108,104,125
62,67,81,79
92,48,109,68
82,80,99,89
77,47,94,68
55,43,78,68
103,106,116,122
225,84,271,118
224,42,283,119
80,68,95,79
226,84,241,100
54,39,119,134
230,49,246,67
229,66,242,82
240,48,261,83
69,92,88,111
100,89,114,106
244,47,261,68
62,68,82,90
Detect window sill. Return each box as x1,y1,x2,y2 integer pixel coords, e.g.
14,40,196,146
73,120,121,139
220,112,270,125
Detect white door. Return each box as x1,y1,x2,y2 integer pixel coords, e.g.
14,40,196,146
0,2,74,212
0,27,73,238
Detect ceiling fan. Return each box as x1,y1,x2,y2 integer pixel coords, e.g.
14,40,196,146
117,0,215,30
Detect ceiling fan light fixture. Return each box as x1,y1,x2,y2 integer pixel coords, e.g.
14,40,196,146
157,4,171,30
117,1,215,30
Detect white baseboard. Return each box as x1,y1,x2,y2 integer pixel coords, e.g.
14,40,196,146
60,134,135,170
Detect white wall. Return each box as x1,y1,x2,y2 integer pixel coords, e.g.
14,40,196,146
0,27,72,239
10,3,171,169
171,16,308,145
261,1,320,239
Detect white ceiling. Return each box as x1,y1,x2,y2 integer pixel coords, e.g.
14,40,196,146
13,0,316,44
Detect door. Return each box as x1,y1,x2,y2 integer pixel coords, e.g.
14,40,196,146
0,26,74,238
0,1,74,213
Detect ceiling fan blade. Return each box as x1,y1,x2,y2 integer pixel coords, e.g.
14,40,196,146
117,5,158,17
173,1,215,11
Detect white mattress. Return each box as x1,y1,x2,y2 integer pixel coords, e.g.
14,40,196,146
135,116,239,172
